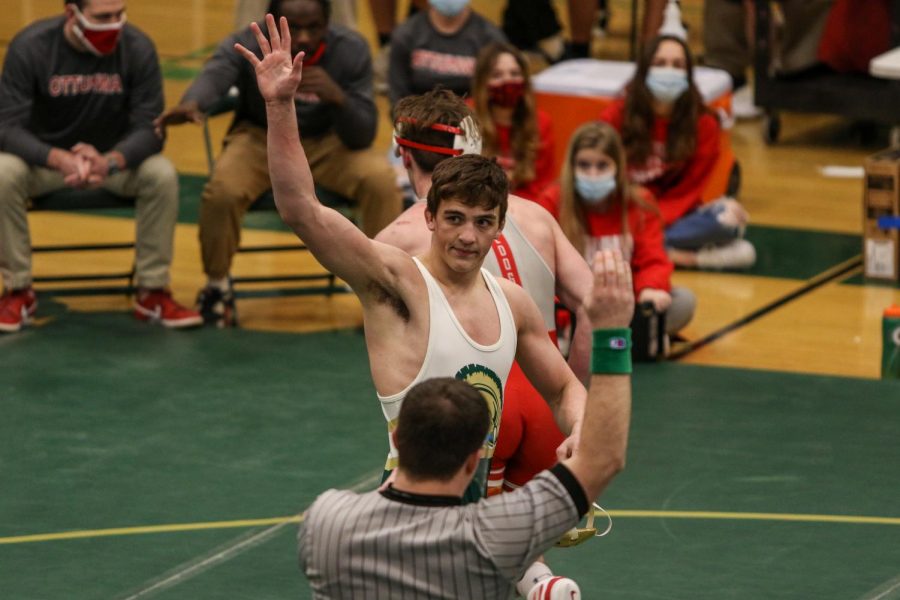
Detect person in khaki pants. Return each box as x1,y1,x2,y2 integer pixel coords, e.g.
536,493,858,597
157,0,403,327
0,0,202,333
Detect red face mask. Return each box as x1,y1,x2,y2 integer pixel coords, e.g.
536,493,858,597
487,81,526,108
72,6,126,56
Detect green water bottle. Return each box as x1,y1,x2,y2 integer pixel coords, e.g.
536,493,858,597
883,305,900,379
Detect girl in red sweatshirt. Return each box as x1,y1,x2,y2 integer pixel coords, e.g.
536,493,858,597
601,35,755,270
471,42,555,202
540,121,695,335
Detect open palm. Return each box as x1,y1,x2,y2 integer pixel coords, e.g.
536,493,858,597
234,15,304,103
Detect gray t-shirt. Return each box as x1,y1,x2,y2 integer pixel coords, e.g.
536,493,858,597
299,464,588,599
388,11,505,105
182,23,377,150
0,16,163,168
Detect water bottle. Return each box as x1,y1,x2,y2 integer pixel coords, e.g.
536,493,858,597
882,305,900,379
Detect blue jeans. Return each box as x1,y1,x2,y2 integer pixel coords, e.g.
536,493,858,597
665,200,742,250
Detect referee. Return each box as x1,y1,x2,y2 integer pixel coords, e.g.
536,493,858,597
298,249,634,599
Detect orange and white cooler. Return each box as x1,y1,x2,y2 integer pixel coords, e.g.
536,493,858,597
533,59,736,203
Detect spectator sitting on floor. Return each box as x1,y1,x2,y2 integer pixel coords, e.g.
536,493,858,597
539,121,695,337
388,0,505,106
470,42,555,203
0,0,202,334
154,0,402,327
600,34,756,270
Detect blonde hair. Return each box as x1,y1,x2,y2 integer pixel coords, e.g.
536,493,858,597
471,42,538,188
558,121,651,256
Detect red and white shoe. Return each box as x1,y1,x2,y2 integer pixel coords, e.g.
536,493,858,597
0,287,38,333
526,576,581,600
134,289,202,329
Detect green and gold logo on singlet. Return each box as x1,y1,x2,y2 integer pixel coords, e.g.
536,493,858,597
455,364,503,450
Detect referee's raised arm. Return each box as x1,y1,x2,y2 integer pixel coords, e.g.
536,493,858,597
562,248,635,504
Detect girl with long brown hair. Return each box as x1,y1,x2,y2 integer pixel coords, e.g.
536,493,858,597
471,42,555,202
601,34,755,269
540,121,695,335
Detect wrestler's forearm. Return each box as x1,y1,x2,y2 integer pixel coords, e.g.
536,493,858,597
564,373,630,502
567,305,592,386
264,98,317,229
555,380,586,437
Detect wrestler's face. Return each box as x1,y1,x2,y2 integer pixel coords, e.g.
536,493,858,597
426,198,503,272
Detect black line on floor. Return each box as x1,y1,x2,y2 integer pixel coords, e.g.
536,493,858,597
668,255,864,361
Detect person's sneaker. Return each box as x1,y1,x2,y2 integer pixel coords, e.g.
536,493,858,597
195,284,238,328
0,287,37,333
696,239,757,270
526,576,581,600
732,85,762,120
134,289,203,329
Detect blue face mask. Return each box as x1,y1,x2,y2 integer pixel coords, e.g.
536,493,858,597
575,173,617,205
645,66,689,104
429,0,470,17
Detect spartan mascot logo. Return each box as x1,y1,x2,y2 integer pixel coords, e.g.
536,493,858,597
455,364,503,451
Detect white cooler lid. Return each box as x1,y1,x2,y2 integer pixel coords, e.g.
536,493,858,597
533,59,732,102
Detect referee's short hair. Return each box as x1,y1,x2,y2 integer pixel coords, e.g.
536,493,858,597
396,378,490,481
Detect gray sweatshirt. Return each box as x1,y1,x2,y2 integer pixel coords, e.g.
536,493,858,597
388,11,506,106
181,23,377,150
0,16,164,168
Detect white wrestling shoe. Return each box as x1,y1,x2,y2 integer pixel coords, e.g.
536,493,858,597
526,576,581,600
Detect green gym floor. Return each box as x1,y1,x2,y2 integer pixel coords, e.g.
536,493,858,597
3,313,899,599
3,1,900,598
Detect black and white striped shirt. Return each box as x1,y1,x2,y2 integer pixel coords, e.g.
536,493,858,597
299,464,588,599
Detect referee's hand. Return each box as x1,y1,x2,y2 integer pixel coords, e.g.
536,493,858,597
584,249,634,329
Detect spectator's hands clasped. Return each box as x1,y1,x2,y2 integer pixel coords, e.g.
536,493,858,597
297,66,345,105
71,143,113,188
48,147,93,188
585,249,635,329
234,15,305,104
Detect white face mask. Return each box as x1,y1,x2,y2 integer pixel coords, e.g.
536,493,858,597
71,5,126,56
429,0,470,17
645,66,689,104
575,173,617,205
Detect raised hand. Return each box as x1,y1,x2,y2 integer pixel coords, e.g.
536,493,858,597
234,14,305,104
585,249,635,329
